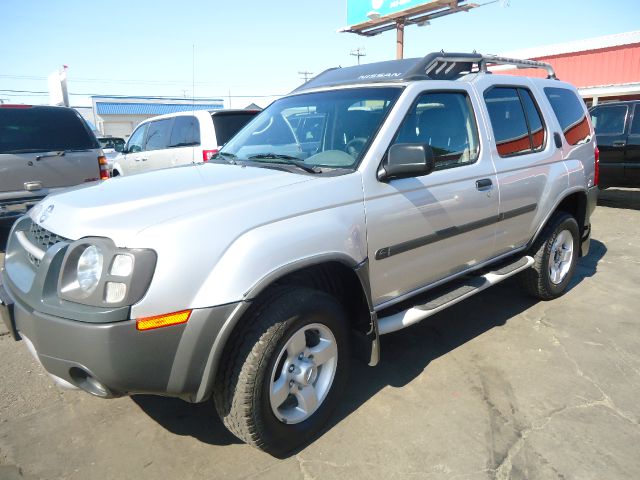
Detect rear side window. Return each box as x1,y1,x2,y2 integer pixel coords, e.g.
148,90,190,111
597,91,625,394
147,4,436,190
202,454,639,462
590,105,628,135
211,112,257,146
392,91,479,170
484,87,545,157
544,87,590,146
0,107,97,153
145,119,173,151
169,116,200,147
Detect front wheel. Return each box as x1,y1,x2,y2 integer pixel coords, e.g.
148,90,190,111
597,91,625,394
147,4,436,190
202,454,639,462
519,212,579,300
214,287,350,456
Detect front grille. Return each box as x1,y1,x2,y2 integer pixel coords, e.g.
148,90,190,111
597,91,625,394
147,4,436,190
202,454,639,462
24,220,69,268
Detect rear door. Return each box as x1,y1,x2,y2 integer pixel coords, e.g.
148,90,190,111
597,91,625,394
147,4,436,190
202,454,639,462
625,104,640,185
167,115,200,166
0,106,100,194
590,103,630,187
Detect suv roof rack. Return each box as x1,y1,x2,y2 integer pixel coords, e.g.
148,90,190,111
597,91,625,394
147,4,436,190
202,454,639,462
293,52,557,93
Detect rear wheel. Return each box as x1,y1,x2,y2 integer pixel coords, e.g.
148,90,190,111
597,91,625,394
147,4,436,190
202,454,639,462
214,287,349,456
519,212,579,300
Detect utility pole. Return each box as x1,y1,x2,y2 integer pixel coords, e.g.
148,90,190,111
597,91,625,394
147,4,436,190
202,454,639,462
350,47,366,65
298,71,313,83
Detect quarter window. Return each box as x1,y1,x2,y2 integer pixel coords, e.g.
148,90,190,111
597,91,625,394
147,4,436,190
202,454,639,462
544,87,590,146
590,105,628,135
145,119,173,151
169,116,200,147
484,87,546,157
392,91,480,170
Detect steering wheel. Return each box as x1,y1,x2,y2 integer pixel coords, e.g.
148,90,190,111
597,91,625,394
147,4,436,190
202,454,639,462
345,137,367,158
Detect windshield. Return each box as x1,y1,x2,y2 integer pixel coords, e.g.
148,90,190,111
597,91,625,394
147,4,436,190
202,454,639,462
219,87,402,170
98,137,125,149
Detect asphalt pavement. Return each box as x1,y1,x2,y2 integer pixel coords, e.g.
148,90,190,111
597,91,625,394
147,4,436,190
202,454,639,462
1,189,639,480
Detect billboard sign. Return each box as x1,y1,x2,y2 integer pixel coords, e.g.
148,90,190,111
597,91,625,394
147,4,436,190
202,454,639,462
347,0,437,25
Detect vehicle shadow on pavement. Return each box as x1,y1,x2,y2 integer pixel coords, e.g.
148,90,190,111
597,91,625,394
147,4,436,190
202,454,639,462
131,396,242,446
129,242,606,454
597,187,640,211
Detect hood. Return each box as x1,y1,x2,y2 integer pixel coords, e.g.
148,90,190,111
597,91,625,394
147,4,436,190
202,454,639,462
31,163,313,245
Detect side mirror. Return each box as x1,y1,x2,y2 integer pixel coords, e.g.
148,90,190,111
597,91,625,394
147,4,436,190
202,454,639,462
378,143,435,181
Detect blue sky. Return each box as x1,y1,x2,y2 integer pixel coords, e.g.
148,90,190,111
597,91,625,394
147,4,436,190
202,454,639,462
1,0,638,108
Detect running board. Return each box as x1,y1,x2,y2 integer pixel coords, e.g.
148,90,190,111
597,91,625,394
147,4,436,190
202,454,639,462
377,256,534,335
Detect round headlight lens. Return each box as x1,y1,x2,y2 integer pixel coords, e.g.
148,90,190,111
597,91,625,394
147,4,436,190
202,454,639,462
77,245,104,294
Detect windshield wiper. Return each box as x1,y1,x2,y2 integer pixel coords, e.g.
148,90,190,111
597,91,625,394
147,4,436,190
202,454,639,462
212,151,239,165
248,154,322,174
35,150,66,161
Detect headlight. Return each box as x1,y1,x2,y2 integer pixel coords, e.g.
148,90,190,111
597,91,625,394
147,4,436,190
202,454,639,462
58,238,156,308
77,245,104,294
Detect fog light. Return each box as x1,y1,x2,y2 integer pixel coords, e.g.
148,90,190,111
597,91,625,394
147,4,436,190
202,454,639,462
110,254,134,277
136,310,191,331
105,282,127,303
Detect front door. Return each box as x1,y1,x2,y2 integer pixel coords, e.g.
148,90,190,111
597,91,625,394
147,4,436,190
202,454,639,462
121,123,149,175
364,89,498,307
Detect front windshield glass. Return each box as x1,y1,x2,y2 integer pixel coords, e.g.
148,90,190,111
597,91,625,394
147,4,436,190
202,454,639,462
219,87,402,170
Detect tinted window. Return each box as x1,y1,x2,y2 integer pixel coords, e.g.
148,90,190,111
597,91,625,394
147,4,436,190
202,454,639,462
544,87,590,146
145,119,173,151
590,105,628,135
0,107,97,153
520,89,545,150
484,88,531,156
393,91,479,170
211,112,258,146
631,107,640,135
127,124,148,153
169,116,200,147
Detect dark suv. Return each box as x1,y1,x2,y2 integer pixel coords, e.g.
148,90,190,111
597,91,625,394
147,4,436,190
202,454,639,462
0,105,107,227
589,100,640,188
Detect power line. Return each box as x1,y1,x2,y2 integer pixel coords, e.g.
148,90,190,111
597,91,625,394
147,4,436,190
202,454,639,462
0,88,285,98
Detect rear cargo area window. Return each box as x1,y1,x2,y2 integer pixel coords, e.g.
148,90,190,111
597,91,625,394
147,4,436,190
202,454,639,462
544,87,591,146
0,107,97,153
211,113,256,146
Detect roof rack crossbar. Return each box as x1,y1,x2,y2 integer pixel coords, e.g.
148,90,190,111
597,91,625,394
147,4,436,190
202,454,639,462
406,52,557,81
478,55,557,79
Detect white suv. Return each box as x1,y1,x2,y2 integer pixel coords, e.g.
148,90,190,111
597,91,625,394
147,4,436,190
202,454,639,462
112,109,259,176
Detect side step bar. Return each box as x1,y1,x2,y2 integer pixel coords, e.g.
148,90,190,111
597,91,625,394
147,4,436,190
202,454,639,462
377,255,534,335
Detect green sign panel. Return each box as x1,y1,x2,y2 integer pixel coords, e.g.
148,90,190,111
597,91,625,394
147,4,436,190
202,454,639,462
347,0,434,25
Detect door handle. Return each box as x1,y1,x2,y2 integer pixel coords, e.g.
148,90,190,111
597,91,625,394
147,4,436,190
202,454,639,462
476,178,493,191
612,140,627,147
141,158,148,161
24,181,43,191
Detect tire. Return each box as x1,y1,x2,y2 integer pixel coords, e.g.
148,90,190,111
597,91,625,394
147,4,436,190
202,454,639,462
213,287,350,456
519,212,579,300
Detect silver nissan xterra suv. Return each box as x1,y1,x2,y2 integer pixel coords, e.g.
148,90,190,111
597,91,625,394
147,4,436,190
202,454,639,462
0,53,598,456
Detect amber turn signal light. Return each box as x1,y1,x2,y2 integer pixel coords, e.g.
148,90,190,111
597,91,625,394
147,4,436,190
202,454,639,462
136,310,191,331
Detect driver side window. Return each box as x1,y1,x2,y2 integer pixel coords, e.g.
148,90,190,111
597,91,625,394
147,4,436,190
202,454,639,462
392,91,480,170
127,124,148,153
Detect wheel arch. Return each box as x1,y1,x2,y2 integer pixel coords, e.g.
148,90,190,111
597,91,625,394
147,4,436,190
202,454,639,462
194,255,377,403
528,187,588,255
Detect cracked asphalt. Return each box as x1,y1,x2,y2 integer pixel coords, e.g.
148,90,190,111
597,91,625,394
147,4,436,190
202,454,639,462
1,188,639,480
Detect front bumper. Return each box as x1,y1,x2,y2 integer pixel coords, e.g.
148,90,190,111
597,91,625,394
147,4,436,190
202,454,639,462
1,269,240,401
